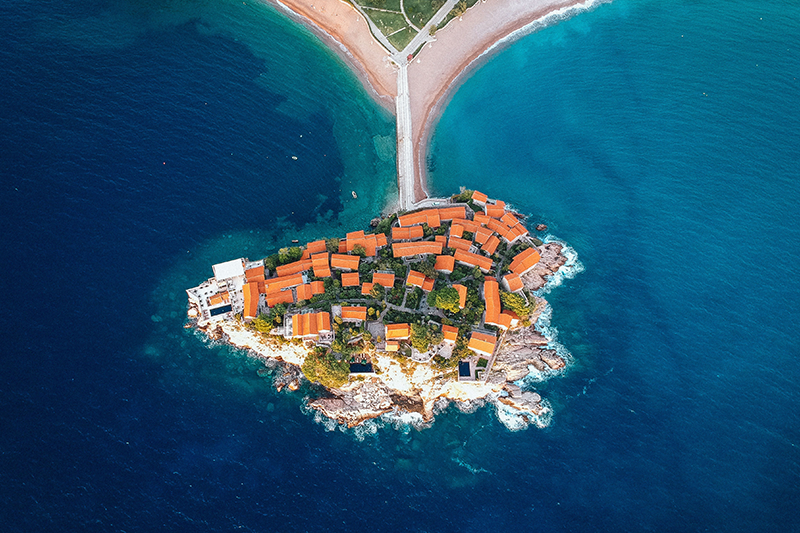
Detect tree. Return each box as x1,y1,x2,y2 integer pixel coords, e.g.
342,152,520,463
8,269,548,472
326,238,340,252
263,254,279,273
428,287,461,313
352,244,367,258
500,291,535,319
252,313,273,333
429,23,437,36
301,351,350,388
411,323,432,352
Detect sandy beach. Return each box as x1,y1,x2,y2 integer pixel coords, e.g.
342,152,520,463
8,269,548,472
265,0,594,203
264,0,398,110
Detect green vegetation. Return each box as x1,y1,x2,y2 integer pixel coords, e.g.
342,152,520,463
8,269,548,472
428,287,460,313
387,27,416,50
326,238,340,252
352,244,367,257
410,323,443,352
500,291,535,319
358,0,402,11
365,9,408,36
278,246,303,265
375,214,397,236
403,0,446,27
477,357,488,368
302,350,350,388
406,287,424,310
452,189,474,203
440,0,479,27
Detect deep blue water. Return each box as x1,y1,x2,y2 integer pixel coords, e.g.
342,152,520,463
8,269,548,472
2,0,799,531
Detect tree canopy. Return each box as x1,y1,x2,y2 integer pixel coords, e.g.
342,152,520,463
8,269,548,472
428,287,461,313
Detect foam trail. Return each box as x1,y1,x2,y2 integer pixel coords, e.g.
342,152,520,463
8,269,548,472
536,235,585,295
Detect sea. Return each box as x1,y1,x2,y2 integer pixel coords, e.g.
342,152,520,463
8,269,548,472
1,0,798,530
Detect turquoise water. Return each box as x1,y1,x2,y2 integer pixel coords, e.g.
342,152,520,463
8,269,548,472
2,0,799,530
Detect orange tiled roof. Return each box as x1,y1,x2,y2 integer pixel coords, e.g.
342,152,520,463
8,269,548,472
503,273,524,292
243,283,259,319
385,340,400,352
453,284,467,308
208,291,230,306
468,331,497,355
434,255,455,273
450,224,464,238
442,324,458,343
361,282,374,295
509,248,541,275
311,252,331,278
487,217,509,236
295,283,313,301
450,218,481,233
338,240,348,253
503,223,529,243
245,266,265,282
484,279,501,327
474,226,492,245
372,272,395,288
266,289,294,307
501,310,520,328
407,270,434,291
385,323,411,339
291,311,331,337
471,190,488,203
392,241,443,258
398,208,443,228
482,235,501,255
435,235,447,245
311,280,325,295
485,204,505,219
306,240,327,255
448,235,472,252
275,259,312,277
343,231,386,257
331,253,360,271
301,249,311,260
454,249,493,272
341,272,360,287
346,230,365,241
392,225,424,241
473,213,491,227
341,306,367,321
264,273,305,292
438,205,466,221
501,212,519,228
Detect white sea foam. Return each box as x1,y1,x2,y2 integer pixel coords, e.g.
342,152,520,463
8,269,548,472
492,397,553,431
381,410,430,433
536,236,584,296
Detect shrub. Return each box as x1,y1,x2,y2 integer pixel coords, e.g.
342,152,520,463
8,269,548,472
301,351,350,388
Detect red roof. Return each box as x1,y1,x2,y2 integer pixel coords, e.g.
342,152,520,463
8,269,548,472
509,248,541,275
473,213,491,226
361,282,374,295
450,224,464,238
468,331,497,355
482,235,501,255
295,283,313,301
372,272,396,288
471,190,488,203
311,280,325,295
438,205,466,221
392,226,424,241
385,323,411,339
501,212,520,227
341,306,367,321
341,272,360,287
450,218,481,233
245,265,265,282
448,235,472,252
453,284,467,309
330,253,359,270
264,273,305,292
397,206,462,228
208,291,230,306
442,324,458,343
392,241,443,257
485,204,505,219
275,259,312,277
243,282,259,319
483,279,502,328
407,270,434,291
311,252,331,278
291,312,331,337
503,273,524,292
454,249,493,272
434,255,455,273
306,240,327,254
266,289,295,307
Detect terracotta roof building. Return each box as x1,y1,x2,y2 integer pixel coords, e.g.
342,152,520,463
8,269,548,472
243,282,259,320
449,224,464,238
245,265,265,283
342,231,387,257
509,248,541,276
290,311,331,339
468,331,497,356
471,190,488,204
275,259,312,277
392,226,424,241
482,235,501,256
442,325,458,344
398,209,440,228
473,212,491,226
311,280,325,295
434,255,455,273
438,205,467,221
266,289,295,307
502,273,523,292
341,272,360,287
295,283,313,301
392,241,443,258
311,252,331,278
448,235,473,252
372,272,396,288
208,291,230,307
330,253,360,271
361,282,374,295
454,249,493,272
306,240,327,255
483,279,502,328
341,306,367,322
385,323,411,340
406,270,434,292
264,273,305,293
453,284,468,309
385,340,400,352
450,218,481,233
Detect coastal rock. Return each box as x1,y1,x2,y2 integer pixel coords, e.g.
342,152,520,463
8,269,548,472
370,217,381,227
522,242,567,291
536,224,548,232
539,349,566,370
308,379,394,427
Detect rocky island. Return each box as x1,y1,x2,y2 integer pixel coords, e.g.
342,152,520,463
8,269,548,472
186,189,574,429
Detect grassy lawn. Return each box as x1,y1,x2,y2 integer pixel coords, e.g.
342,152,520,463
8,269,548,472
439,0,479,29
403,0,446,28
364,9,408,36
359,0,402,12
387,26,417,50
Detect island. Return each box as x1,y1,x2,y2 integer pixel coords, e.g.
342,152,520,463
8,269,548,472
186,190,571,428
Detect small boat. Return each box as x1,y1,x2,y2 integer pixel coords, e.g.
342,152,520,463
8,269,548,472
352,191,358,199
291,239,299,243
